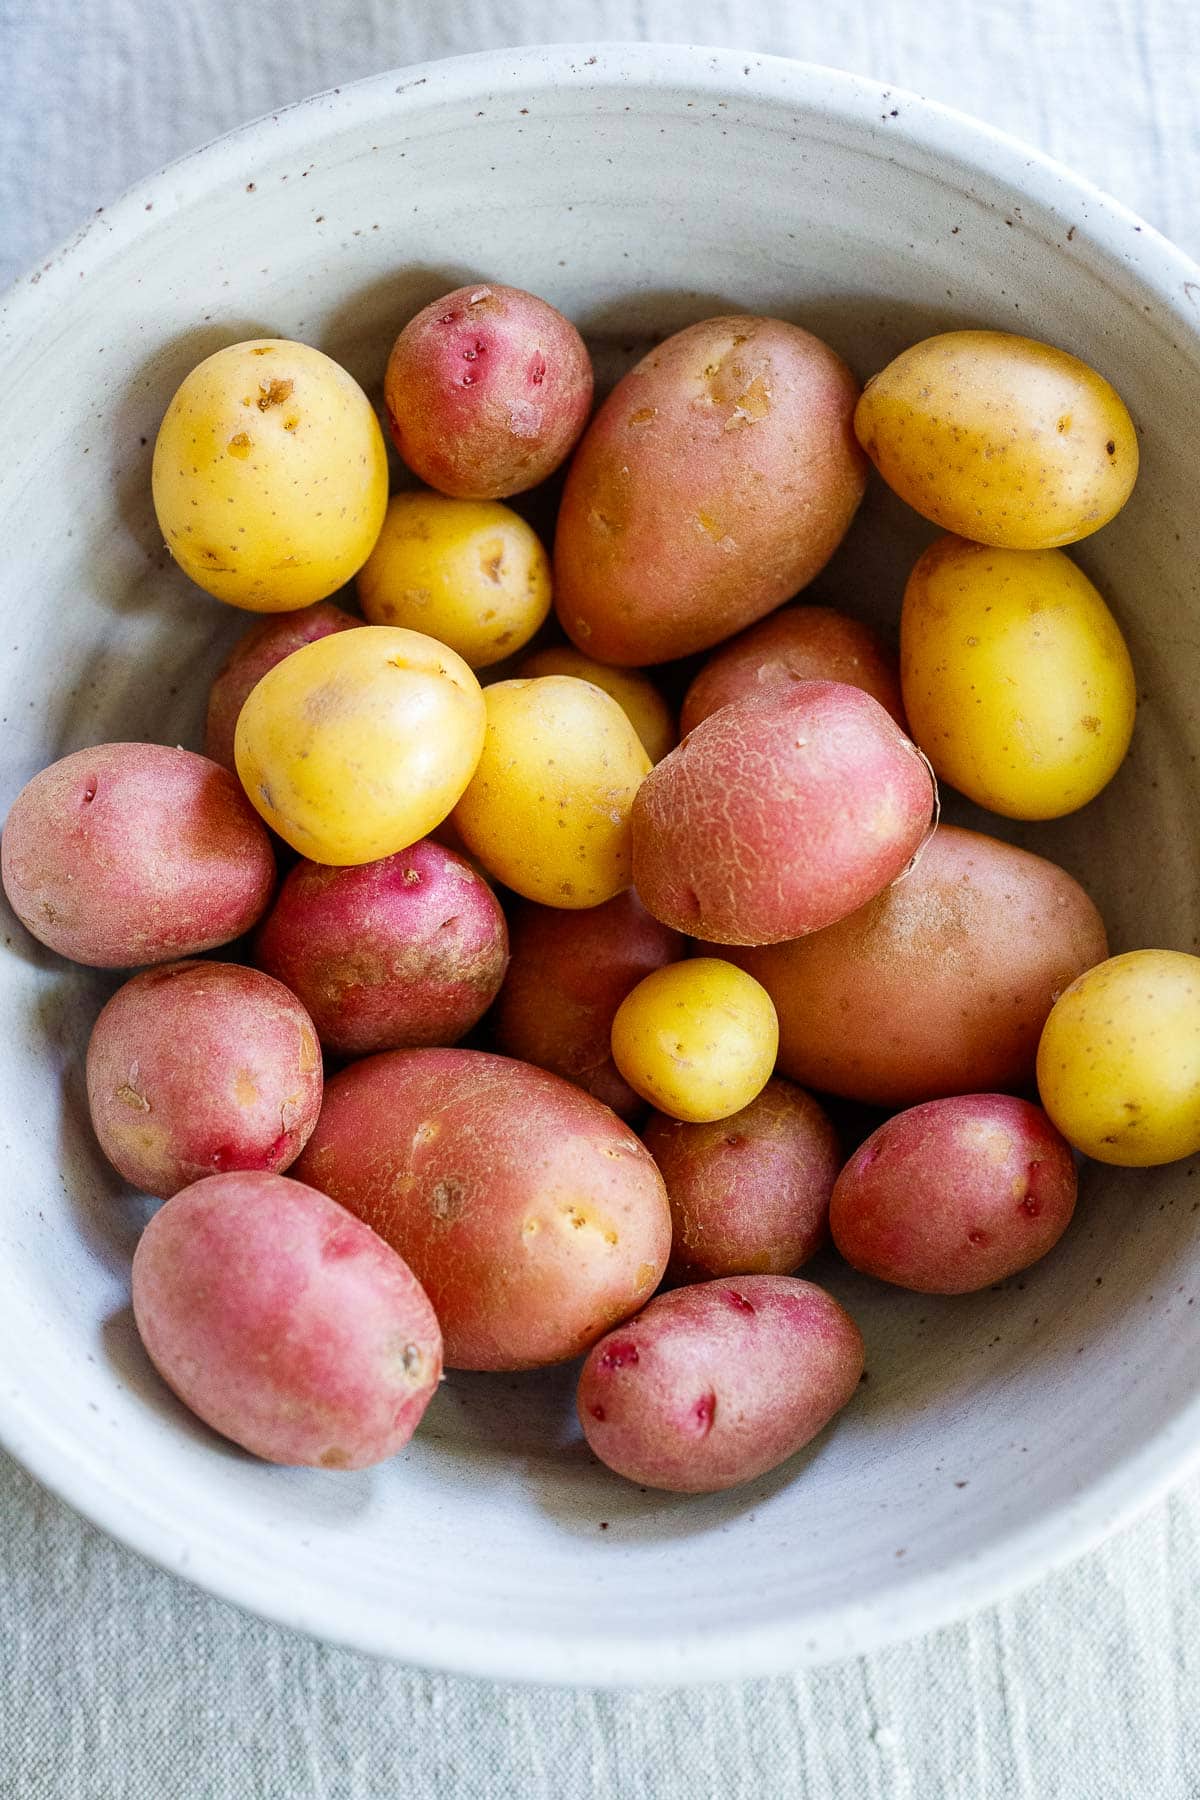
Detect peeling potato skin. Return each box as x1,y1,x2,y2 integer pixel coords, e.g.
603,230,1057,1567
204,602,361,770
293,1047,672,1371
553,315,867,666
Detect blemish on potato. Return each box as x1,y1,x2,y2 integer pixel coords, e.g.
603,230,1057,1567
319,1446,350,1468
115,1082,151,1112
257,377,295,411
227,432,252,459
430,1175,467,1221
233,1071,259,1108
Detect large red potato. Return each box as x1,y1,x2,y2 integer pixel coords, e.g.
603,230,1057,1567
294,1048,672,1371
132,1171,442,1469
204,601,360,770
578,1275,864,1493
554,316,866,665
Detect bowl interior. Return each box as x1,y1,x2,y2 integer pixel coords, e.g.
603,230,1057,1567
2,47,1200,1683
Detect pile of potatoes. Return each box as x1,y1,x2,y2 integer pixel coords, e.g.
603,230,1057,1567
5,278,1198,1498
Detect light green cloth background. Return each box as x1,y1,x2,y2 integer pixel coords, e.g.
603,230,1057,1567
3,2,1199,1794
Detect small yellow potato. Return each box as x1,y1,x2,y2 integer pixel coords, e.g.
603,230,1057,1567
153,339,389,611
901,535,1135,819
518,646,677,763
1037,950,1200,1166
610,958,778,1123
357,491,551,669
854,329,1138,549
235,626,484,865
452,676,650,907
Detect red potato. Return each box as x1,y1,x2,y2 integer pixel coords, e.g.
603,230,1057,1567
644,1078,839,1281
204,601,360,770
633,682,935,945
1,743,275,968
253,840,508,1059
724,825,1108,1106
132,1171,442,1469
294,1048,672,1371
554,315,866,665
578,1275,864,1493
680,604,905,736
491,890,684,1118
385,282,593,498
86,961,322,1198
830,1094,1077,1293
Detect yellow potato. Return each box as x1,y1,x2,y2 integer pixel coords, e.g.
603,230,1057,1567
235,626,484,864
901,535,1135,819
1037,951,1200,1165
518,646,677,763
610,958,778,1123
452,676,650,907
152,338,388,611
357,491,551,669
855,330,1138,548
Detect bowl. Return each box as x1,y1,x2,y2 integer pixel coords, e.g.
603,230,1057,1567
3,44,1200,1687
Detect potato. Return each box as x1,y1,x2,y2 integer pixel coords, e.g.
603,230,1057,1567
680,603,904,736
204,601,360,770
610,958,778,1123
553,315,866,665
357,491,551,669
234,625,485,865
294,1048,671,1370
518,646,677,763
384,282,593,498
1037,950,1200,1165
723,825,1108,1106
86,961,322,1198
901,535,1136,819
132,1171,442,1469
152,339,388,610
577,1275,864,1493
633,682,934,945
830,1094,1077,1293
492,890,684,1118
1,743,275,968
854,329,1138,548
452,676,650,907
254,839,508,1058
644,1078,838,1280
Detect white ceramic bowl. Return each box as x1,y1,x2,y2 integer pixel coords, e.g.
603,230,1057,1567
3,45,1200,1687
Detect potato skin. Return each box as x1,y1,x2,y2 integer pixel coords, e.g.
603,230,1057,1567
633,682,934,945
830,1094,1077,1293
132,1171,442,1469
491,890,683,1118
87,961,322,1198
554,315,866,665
723,825,1108,1107
578,1275,864,1493
518,646,677,764
294,1048,672,1371
644,1078,838,1281
253,841,508,1059
205,602,360,770
611,958,778,1123
681,604,904,736
384,283,593,498
1,743,275,968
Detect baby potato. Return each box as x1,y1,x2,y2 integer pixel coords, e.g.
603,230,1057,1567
901,536,1136,819
235,625,485,864
205,601,361,769
452,675,650,907
681,603,905,736
611,958,778,1123
854,329,1138,548
518,646,677,763
1037,950,1200,1165
357,491,551,669
152,338,388,610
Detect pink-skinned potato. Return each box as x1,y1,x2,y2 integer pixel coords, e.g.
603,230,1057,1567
633,681,935,945
132,1171,442,1469
294,1048,672,1370
205,601,360,770
830,1093,1077,1293
578,1275,864,1493
1,743,275,968
87,961,322,1198
554,315,866,665
644,1078,839,1281
254,840,508,1058
491,890,684,1118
